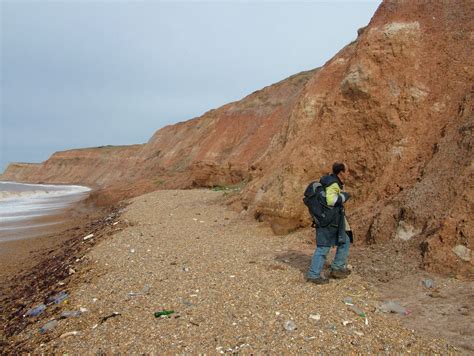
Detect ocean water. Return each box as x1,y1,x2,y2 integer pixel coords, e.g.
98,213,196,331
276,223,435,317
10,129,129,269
0,181,91,242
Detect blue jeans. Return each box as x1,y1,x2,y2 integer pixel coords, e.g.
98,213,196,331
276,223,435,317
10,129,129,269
307,232,350,279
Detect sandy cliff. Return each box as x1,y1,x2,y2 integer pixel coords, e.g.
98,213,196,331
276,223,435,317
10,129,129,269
2,0,473,276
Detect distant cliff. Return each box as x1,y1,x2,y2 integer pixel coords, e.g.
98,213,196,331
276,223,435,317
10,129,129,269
2,0,472,277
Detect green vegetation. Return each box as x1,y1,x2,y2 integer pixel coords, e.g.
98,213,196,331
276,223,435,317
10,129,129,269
211,178,249,194
154,178,165,187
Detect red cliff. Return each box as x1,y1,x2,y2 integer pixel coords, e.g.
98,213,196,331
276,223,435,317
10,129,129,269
2,0,472,277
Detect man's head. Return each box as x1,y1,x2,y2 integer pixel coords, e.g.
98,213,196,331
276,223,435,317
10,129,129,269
332,162,348,183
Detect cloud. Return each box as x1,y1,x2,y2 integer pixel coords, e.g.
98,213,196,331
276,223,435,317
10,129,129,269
1,1,381,171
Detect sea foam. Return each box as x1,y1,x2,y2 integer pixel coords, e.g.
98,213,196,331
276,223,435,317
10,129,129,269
0,181,91,241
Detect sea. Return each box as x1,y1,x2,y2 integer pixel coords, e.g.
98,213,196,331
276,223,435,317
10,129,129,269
0,181,91,242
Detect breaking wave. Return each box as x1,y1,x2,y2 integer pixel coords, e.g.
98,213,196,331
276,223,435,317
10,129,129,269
0,181,91,241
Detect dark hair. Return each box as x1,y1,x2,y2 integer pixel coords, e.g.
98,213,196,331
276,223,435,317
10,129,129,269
332,162,346,175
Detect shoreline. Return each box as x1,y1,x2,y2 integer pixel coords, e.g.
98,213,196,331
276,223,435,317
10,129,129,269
1,189,472,353
0,194,96,278
0,193,126,352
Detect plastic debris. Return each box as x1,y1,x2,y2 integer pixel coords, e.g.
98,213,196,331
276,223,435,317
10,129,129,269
60,311,81,319
379,301,409,315
39,320,58,334
342,320,352,326
47,291,68,304
343,297,354,305
68,268,76,275
154,310,175,318
60,331,81,338
25,304,47,317
283,320,296,331
309,314,321,321
182,300,193,307
348,304,366,317
422,279,434,288
83,234,94,241
130,249,136,253
142,284,151,294
128,284,151,297
80,307,89,313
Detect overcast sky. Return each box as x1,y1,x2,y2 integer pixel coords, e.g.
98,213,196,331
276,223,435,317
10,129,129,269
1,0,381,172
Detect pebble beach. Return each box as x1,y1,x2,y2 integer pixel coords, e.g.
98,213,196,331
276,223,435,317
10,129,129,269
4,189,470,353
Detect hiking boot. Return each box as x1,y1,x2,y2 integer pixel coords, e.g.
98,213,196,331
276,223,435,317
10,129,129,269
329,268,351,279
306,277,329,285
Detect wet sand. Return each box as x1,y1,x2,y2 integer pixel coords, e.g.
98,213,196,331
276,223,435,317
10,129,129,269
0,200,95,279
0,196,125,351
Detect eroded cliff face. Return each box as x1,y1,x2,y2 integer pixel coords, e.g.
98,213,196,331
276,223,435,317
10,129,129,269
240,0,473,276
2,145,145,188
2,0,472,276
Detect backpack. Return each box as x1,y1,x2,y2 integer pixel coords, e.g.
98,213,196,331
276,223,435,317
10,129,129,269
303,180,340,228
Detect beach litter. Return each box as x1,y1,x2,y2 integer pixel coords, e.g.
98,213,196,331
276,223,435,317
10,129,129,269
379,301,410,315
348,304,366,317
59,310,82,319
343,297,354,305
154,310,175,318
83,234,94,241
99,311,121,324
422,278,435,289
283,320,296,331
128,284,151,297
47,291,68,304
39,320,58,334
60,331,81,338
25,304,46,317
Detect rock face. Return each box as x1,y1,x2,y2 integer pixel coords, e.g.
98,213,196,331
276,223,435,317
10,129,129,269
2,0,473,277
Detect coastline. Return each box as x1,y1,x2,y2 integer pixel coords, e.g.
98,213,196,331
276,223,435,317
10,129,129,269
0,186,95,278
2,189,472,353
0,192,126,352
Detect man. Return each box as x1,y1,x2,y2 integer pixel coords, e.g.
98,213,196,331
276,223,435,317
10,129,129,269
307,162,352,285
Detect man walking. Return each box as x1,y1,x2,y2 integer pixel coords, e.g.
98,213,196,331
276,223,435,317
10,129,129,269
307,162,353,285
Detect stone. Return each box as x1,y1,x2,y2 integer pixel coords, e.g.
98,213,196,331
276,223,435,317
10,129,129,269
395,221,421,241
452,245,471,262
309,314,321,321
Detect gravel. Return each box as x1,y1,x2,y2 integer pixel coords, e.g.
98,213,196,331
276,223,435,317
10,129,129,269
12,190,455,353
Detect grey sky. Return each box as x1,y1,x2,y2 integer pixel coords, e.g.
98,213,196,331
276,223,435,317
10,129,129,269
1,0,381,172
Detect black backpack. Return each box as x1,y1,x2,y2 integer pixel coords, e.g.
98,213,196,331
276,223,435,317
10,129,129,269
303,181,340,228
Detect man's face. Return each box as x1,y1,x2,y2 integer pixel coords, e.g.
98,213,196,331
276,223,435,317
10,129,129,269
339,164,349,183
